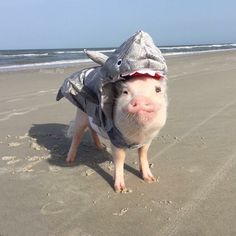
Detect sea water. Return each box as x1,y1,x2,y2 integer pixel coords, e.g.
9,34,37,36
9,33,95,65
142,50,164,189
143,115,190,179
0,44,236,72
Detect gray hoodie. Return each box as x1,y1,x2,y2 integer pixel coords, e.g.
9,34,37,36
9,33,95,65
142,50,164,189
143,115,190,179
56,31,167,148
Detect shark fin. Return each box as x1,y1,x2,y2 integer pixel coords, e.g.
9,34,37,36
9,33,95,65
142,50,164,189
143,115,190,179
56,88,64,101
84,49,108,65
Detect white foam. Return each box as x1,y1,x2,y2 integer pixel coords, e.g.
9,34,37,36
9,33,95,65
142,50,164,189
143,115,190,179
0,59,92,72
54,49,115,54
160,43,236,50
163,48,236,56
1,53,49,58
54,50,84,54
98,49,115,53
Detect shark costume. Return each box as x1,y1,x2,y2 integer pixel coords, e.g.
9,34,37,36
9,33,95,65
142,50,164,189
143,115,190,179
56,31,167,148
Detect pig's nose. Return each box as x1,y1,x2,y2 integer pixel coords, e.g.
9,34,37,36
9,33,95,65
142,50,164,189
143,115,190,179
128,96,157,113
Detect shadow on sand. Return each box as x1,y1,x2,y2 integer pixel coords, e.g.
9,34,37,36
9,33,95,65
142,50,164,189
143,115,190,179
28,123,141,189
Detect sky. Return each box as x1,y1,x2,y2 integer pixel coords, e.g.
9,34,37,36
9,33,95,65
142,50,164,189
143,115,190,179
0,0,236,50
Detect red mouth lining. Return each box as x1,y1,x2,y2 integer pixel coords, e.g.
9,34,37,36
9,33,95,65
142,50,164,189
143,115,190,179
122,71,165,80
129,72,162,80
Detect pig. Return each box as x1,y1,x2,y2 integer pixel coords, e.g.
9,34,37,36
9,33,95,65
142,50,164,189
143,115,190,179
56,31,168,192
65,74,167,192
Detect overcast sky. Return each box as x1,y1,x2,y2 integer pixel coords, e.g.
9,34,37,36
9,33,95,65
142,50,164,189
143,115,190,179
0,0,236,49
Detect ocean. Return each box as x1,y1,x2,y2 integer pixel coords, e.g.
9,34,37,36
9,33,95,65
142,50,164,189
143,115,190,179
0,43,236,72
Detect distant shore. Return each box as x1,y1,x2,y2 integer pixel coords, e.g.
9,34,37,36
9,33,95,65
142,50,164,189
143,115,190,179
0,48,235,75
1,43,236,72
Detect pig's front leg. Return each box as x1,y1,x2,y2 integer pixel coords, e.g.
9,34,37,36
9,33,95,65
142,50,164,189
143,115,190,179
138,143,157,183
112,145,127,192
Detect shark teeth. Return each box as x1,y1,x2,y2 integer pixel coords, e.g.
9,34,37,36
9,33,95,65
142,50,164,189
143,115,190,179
122,69,164,79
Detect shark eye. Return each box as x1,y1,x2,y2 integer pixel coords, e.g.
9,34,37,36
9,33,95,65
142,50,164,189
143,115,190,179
117,59,122,66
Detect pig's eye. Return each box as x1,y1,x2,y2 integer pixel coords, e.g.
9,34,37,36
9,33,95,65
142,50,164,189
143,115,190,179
155,86,161,93
122,89,129,95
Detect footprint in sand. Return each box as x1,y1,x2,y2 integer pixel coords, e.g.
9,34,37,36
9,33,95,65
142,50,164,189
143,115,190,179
40,200,66,215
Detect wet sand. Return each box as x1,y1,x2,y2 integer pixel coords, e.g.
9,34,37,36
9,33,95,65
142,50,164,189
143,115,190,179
0,50,236,236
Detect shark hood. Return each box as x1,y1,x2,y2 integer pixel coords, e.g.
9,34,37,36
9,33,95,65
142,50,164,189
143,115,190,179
101,30,167,80
56,31,167,148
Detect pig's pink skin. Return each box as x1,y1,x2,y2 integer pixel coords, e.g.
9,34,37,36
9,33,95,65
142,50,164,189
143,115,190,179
114,76,167,145
66,109,106,163
127,96,159,114
112,76,167,191
124,96,160,125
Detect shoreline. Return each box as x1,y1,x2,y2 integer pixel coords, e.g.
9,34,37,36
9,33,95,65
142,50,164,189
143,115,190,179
1,48,236,73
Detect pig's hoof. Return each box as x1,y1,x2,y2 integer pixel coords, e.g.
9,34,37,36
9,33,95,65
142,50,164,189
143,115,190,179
140,169,158,183
114,185,132,193
143,175,158,183
114,183,128,193
115,187,129,193
66,154,76,163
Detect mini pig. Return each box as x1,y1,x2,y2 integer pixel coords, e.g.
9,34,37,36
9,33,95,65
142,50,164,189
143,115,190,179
56,31,168,192
66,74,167,192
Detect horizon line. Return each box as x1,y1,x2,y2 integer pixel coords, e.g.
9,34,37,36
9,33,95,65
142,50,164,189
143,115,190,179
1,42,236,51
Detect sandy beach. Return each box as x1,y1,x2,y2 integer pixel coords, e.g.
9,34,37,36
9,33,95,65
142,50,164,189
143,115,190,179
0,50,236,236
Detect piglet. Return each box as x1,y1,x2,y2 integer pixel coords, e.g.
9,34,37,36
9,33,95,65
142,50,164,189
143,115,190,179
57,31,168,192
66,74,167,192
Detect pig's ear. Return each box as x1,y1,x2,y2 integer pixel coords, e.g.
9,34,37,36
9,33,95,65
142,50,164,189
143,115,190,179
84,49,108,65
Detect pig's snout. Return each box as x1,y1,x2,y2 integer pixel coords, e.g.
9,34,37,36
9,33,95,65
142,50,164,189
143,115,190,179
127,96,158,114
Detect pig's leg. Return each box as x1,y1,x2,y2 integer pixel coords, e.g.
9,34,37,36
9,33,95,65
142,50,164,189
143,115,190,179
138,144,157,183
90,129,106,150
112,145,127,192
66,109,89,163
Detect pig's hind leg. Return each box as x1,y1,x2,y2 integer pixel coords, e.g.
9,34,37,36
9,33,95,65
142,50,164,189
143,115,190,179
90,129,106,150
66,109,89,163
138,144,157,183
